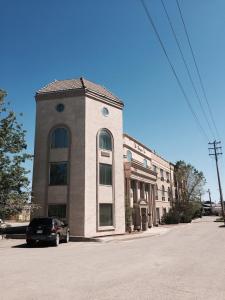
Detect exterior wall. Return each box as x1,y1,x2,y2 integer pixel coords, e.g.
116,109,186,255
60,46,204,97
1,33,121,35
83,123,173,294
32,79,174,237
123,134,174,225
152,154,173,222
84,96,125,237
32,95,86,236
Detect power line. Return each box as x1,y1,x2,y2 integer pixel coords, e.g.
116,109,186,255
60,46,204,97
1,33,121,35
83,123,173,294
160,0,216,140
140,0,209,141
176,0,220,139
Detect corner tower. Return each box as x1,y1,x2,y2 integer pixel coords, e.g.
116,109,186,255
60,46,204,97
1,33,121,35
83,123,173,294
33,78,125,237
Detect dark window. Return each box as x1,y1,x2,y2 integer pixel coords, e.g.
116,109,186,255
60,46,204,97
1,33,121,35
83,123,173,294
50,162,68,185
99,129,112,151
56,103,65,112
48,205,66,219
99,204,113,226
29,218,52,227
51,127,69,148
99,163,112,185
155,184,158,200
162,185,165,196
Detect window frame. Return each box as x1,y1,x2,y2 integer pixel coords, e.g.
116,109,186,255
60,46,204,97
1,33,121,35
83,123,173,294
50,127,69,149
48,204,67,220
99,163,112,186
99,129,112,151
127,150,132,162
49,161,68,186
99,203,113,227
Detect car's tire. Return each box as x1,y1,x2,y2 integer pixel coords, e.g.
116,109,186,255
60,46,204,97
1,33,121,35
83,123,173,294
54,234,60,247
65,231,70,243
26,239,35,247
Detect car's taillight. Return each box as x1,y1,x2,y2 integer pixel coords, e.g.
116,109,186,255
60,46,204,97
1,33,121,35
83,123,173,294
51,226,57,233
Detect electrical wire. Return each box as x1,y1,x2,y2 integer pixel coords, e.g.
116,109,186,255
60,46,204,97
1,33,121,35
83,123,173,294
140,0,209,141
175,0,220,139
161,0,216,140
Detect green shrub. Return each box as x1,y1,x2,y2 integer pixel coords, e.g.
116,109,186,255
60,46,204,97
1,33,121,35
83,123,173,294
161,209,180,224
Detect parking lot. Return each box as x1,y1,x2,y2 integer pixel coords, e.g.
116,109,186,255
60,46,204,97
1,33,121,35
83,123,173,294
1,217,225,300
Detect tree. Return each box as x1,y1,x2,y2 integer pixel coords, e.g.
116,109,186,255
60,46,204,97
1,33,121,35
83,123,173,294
0,89,32,219
161,161,206,224
174,160,206,203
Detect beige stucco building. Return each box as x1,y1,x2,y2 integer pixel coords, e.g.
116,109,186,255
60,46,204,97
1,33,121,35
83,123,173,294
32,78,175,237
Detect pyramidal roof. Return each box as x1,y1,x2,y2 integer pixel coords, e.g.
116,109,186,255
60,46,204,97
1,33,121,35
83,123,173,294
36,77,123,105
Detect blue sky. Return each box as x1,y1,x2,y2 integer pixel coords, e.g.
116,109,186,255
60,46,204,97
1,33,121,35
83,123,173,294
1,0,225,202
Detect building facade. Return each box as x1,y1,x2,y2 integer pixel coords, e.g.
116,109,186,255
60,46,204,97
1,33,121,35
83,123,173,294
32,78,174,237
123,134,174,231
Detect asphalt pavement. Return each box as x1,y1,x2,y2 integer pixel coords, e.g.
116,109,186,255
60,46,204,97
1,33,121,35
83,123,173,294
0,216,224,300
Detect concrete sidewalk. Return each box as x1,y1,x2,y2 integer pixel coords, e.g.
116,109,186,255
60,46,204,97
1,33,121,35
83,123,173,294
94,225,174,243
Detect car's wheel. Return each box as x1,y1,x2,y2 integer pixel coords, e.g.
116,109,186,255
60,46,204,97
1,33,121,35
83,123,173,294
54,234,60,247
65,231,70,243
26,239,35,247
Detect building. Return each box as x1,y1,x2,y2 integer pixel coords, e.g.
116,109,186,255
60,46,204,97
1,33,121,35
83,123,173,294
32,77,175,237
123,134,174,231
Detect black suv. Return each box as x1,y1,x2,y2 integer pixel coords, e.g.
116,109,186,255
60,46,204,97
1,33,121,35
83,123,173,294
26,217,70,246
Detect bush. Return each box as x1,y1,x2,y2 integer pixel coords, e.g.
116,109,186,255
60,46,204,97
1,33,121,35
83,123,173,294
161,210,180,224
162,201,202,224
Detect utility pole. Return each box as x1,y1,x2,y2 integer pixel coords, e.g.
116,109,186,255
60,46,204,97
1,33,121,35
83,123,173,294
208,141,225,224
207,189,212,208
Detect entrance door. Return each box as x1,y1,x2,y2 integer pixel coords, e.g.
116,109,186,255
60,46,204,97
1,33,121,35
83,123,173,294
156,208,160,224
141,207,147,231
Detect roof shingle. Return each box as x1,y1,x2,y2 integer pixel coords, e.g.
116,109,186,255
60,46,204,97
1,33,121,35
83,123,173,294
37,77,122,104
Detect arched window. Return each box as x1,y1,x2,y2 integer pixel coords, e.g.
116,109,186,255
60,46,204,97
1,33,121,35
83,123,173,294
127,150,132,162
99,129,112,151
143,159,147,168
51,127,69,148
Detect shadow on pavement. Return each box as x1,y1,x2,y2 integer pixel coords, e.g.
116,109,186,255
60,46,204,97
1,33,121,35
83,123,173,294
12,242,53,248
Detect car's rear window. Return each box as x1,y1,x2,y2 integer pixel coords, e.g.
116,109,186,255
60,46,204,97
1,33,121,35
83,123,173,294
29,218,53,227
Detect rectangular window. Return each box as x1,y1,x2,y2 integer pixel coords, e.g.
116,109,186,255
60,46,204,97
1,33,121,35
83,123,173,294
99,163,112,185
99,204,113,226
50,162,68,185
48,204,66,219
160,169,164,178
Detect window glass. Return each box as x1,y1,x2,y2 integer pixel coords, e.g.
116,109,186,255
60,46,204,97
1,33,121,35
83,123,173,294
99,204,113,226
162,185,165,197
155,184,158,199
160,169,164,177
168,187,171,200
99,163,112,185
99,129,112,151
51,127,69,148
48,205,66,219
50,162,68,185
153,165,157,173
127,150,132,162
143,159,147,168
29,218,52,227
